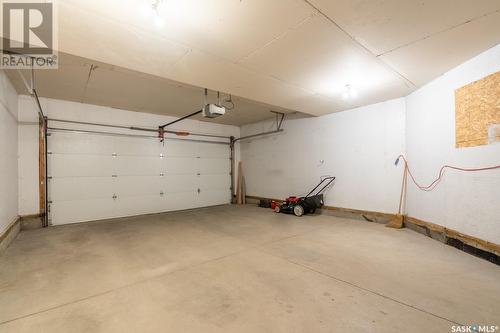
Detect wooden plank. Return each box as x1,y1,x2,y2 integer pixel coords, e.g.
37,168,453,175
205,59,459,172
38,119,46,215
236,162,243,204
455,70,500,148
405,216,499,256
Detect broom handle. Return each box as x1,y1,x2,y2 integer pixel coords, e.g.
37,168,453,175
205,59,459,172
397,165,408,215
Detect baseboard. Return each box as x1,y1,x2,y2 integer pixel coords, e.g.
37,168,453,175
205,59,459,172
19,213,42,218
0,216,21,255
246,195,395,223
321,205,394,224
404,217,499,263
245,195,499,264
19,214,43,230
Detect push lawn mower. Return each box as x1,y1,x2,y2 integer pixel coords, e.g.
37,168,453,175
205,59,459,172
274,176,336,217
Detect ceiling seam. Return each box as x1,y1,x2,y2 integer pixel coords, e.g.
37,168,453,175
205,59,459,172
237,63,340,106
301,0,417,88
235,12,318,64
377,8,500,57
164,48,193,74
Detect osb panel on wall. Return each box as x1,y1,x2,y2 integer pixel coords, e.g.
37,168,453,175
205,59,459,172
455,71,500,148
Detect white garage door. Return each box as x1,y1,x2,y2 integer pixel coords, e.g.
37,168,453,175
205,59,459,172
47,130,231,225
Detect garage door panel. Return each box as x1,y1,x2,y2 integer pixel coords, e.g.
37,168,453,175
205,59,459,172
198,189,231,207
50,199,116,225
114,195,168,216
165,140,197,157
115,156,163,176
49,177,115,201
113,137,166,156
162,175,198,193
198,143,229,158
48,129,231,225
115,176,164,197
199,158,230,174
49,132,115,155
164,191,199,211
199,174,230,191
165,157,197,174
49,154,114,177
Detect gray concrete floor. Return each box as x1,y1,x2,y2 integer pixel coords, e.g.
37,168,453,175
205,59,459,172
0,205,499,332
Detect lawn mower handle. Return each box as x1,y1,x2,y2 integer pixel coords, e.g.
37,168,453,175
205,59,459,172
305,176,336,198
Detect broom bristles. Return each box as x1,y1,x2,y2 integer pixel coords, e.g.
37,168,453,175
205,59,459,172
386,214,404,229
387,163,408,229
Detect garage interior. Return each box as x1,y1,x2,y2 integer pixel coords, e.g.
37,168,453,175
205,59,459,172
0,1,499,332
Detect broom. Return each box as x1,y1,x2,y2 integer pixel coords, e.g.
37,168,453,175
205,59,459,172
386,159,407,229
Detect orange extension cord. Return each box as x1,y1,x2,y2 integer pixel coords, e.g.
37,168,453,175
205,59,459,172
395,155,500,192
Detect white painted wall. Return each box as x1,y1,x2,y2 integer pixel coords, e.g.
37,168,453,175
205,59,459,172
240,98,406,214
0,71,19,236
18,96,41,216
405,45,500,244
241,44,500,244
17,96,241,216
18,117,39,216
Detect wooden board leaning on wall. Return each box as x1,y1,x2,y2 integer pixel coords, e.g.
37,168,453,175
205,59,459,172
455,70,500,148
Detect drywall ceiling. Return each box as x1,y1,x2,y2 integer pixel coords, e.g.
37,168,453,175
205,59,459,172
308,0,500,86
5,53,296,126
4,0,500,118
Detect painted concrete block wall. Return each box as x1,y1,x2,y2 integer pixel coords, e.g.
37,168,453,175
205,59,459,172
405,44,500,244
240,98,406,214
17,96,241,216
0,70,19,235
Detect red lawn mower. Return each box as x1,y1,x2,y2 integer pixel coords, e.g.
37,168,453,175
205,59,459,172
274,176,336,217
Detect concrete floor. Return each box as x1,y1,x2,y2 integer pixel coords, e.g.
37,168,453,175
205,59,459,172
0,205,499,332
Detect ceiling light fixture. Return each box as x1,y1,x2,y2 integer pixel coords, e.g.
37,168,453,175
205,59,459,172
342,84,357,99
